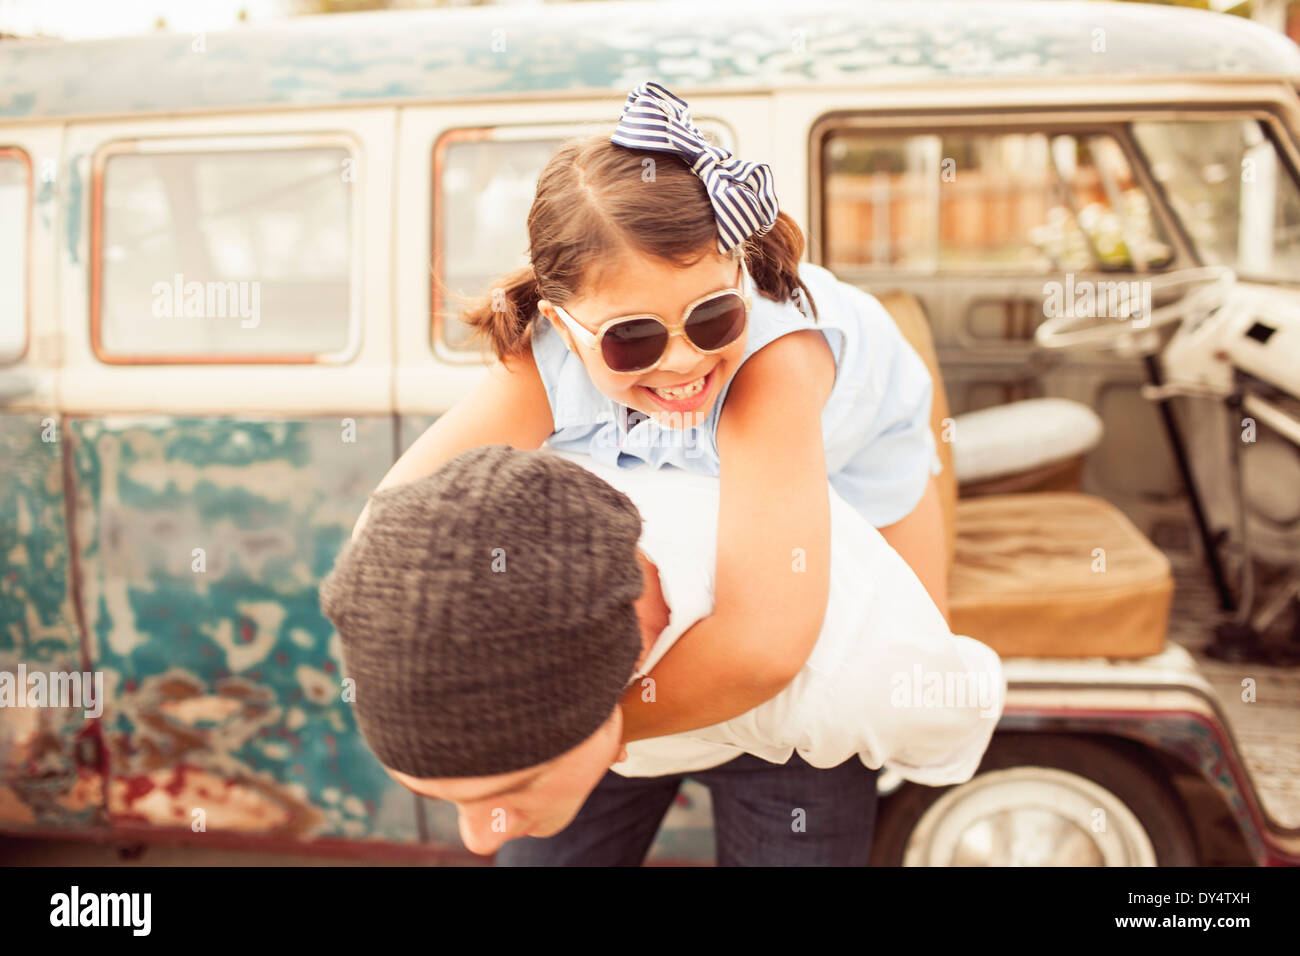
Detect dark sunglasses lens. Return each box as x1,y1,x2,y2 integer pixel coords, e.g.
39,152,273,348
602,317,668,372
685,294,747,351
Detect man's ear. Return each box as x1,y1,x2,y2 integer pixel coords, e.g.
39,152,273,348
538,300,578,354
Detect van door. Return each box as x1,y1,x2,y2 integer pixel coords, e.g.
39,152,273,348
53,106,419,850
800,100,1214,552
0,125,111,835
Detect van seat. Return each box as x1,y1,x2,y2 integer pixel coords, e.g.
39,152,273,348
871,287,1173,658
950,397,1103,485
948,492,1173,658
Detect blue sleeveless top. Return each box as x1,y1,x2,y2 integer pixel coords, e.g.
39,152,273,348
530,261,942,528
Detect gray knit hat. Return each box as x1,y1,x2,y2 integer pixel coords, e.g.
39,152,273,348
320,444,645,780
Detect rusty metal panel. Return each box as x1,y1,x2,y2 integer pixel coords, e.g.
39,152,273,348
0,413,106,832
67,414,421,846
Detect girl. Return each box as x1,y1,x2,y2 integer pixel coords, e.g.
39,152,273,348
356,82,947,861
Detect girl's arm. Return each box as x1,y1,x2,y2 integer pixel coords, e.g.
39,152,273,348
879,475,949,621
352,349,554,539
619,329,837,742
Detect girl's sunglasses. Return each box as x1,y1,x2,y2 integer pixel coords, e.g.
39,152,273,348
551,259,752,374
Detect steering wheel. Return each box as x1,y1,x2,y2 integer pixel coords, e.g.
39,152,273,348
1034,266,1236,352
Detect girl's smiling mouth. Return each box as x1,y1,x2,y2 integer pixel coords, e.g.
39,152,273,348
639,367,716,412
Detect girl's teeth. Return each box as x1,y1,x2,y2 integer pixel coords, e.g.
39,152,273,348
649,376,706,400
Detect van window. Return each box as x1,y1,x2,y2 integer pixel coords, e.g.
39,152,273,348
0,150,29,364
96,143,354,361
822,129,1173,275
436,137,561,353
433,122,735,356
1131,117,1300,283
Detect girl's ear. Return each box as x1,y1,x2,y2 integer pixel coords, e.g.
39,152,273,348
538,300,578,354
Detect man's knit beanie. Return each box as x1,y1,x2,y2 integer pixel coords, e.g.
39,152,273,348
320,444,645,779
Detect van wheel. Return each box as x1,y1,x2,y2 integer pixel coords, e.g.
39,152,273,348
869,734,1198,866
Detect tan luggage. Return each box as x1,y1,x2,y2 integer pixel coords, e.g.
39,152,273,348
948,492,1173,658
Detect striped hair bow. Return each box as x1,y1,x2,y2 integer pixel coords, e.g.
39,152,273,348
610,80,780,254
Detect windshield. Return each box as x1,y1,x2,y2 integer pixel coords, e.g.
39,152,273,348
1131,118,1300,283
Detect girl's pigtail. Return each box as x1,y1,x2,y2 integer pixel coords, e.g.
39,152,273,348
745,211,819,322
459,265,544,360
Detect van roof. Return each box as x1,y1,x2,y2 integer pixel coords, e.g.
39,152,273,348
3,0,1298,121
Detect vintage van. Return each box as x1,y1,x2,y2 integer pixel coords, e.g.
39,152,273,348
2,0,1299,865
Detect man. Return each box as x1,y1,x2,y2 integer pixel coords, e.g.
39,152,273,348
320,444,1003,863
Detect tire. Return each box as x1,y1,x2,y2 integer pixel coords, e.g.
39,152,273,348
870,734,1198,866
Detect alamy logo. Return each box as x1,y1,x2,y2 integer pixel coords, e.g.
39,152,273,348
0,665,103,719
151,273,261,328
890,664,1002,719
591,407,706,459
1042,273,1152,325
49,886,151,936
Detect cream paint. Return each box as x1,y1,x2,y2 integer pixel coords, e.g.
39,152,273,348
93,432,145,658
203,601,284,673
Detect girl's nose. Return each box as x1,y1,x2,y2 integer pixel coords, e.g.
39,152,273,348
657,328,701,373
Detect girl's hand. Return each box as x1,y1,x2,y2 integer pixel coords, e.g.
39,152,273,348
620,329,837,741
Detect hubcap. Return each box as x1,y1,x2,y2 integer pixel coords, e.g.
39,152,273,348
902,767,1158,866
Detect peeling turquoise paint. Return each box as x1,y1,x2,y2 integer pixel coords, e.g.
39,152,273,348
35,173,55,233
63,156,81,266
1,1,1297,122
0,420,70,648
1,406,710,857
65,415,420,843
1,92,35,118
0,413,105,831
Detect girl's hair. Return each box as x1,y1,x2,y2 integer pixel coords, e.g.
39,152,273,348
450,132,819,361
